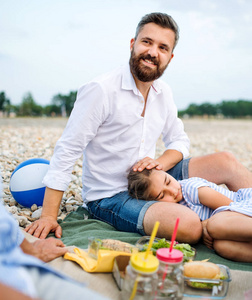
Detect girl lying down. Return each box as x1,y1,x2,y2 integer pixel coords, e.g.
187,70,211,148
128,168,252,263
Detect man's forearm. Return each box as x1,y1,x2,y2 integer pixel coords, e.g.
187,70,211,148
156,149,183,171
41,187,64,219
24,187,65,238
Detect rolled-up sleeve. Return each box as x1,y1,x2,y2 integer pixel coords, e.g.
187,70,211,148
43,82,107,191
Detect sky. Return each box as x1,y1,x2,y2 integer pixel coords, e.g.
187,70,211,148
1,0,252,110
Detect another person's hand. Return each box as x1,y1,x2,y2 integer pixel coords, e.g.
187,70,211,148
24,216,62,239
202,219,214,249
21,237,68,262
132,157,163,172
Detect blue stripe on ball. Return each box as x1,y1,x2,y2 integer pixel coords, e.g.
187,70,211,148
11,187,46,207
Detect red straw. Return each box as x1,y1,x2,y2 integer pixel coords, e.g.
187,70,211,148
160,217,180,289
169,218,180,253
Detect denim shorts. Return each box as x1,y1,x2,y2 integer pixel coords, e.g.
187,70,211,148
87,158,191,235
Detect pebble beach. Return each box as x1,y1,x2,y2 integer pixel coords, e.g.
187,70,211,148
1,117,252,228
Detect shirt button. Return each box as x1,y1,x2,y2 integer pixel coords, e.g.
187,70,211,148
141,100,144,104
141,139,144,143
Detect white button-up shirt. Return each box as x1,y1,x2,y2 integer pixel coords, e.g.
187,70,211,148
43,64,190,202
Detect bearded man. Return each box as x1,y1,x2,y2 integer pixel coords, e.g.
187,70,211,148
25,13,252,243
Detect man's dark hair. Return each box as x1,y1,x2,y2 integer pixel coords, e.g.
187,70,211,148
135,12,179,49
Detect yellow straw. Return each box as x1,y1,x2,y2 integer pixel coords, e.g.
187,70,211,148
144,221,160,260
129,221,160,300
129,277,139,300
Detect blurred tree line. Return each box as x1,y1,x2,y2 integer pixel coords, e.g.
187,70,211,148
0,90,251,118
0,91,77,117
178,100,252,118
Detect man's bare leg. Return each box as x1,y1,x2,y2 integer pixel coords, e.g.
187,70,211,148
188,151,252,191
143,202,202,244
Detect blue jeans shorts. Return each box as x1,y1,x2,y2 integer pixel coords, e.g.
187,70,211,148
87,158,191,235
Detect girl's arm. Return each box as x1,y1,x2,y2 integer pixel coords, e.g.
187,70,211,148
198,186,233,210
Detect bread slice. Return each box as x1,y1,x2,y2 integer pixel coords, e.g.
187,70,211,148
184,261,220,279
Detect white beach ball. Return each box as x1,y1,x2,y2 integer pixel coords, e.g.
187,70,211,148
10,158,49,208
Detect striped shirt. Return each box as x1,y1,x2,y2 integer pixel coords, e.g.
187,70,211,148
178,177,252,220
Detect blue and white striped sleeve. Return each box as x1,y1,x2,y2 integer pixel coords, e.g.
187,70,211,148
179,178,214,220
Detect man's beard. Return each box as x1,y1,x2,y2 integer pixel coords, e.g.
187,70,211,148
129,48,168,82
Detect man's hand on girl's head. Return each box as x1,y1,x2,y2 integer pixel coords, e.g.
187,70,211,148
132,157,163,172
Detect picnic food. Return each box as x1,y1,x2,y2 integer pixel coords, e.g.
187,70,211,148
184,261,223,289
101,239,137,253
88,238,138,259
136,237,196,262
184,261,221,279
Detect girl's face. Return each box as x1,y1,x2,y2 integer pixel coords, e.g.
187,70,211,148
149,169,182,203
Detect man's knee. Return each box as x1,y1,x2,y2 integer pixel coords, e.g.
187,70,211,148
217,151,237,166
188,151,238,180
181,216,202,244
211,151,238,182
181,220,202,244
143,203,202,244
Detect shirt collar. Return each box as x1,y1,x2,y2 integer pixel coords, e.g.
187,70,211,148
122,63,162,95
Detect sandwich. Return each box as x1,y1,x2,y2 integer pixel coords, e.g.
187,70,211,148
183,261,224,289
88,238,138,259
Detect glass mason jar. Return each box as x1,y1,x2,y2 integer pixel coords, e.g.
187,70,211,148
156,248,184,300
121,252,159,300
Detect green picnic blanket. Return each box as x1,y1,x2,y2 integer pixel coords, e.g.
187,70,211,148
59,207,252,272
